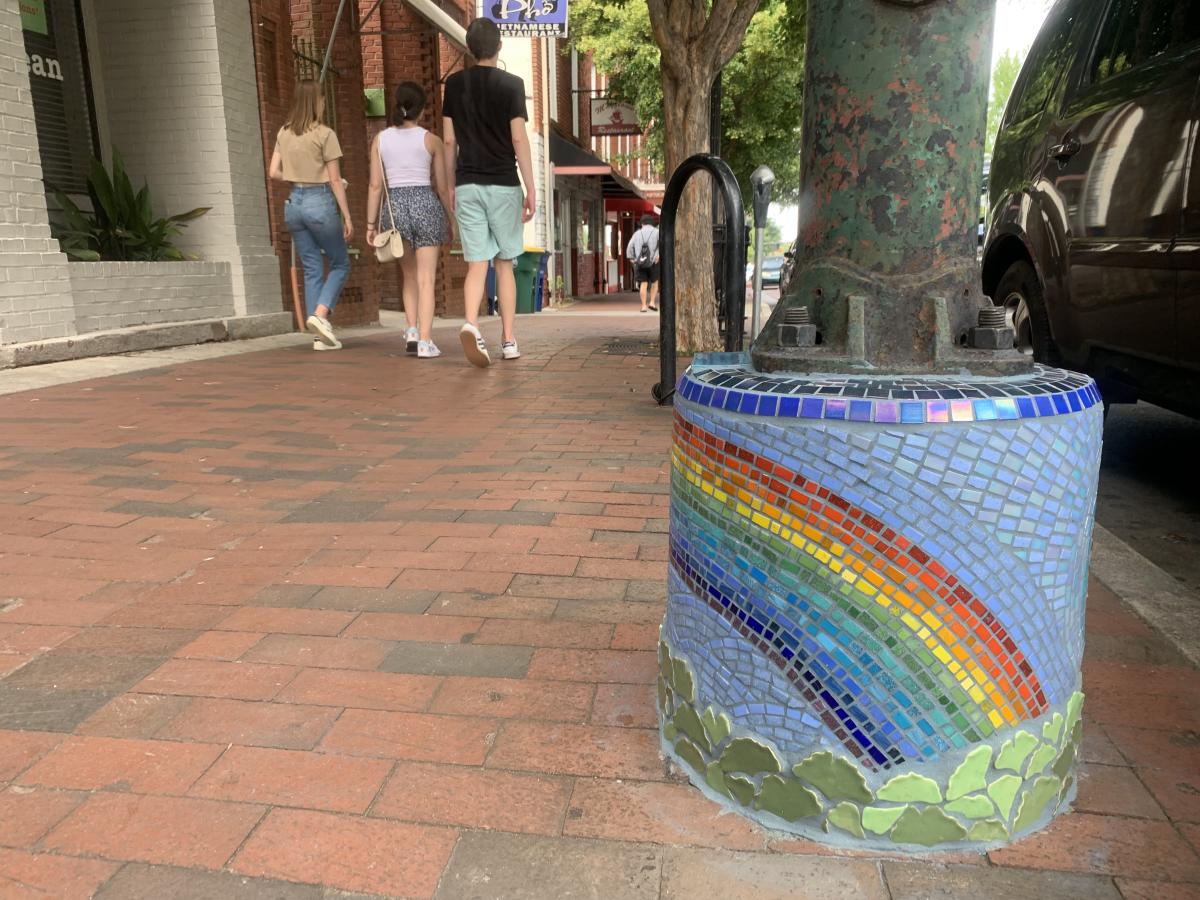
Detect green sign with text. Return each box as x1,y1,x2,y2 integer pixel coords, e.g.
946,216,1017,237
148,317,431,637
20,0,48,35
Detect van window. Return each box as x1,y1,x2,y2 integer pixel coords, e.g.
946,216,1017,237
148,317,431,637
1091,0,1200,82
1007,3,1080,124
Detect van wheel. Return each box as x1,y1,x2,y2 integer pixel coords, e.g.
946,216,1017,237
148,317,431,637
993,260,1058,366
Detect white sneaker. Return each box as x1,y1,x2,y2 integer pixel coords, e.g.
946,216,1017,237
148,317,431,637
306,315,336,346
417,339,441,358
405,327,419,354
459,322,490,368
312,338,342,351
501,340,521,360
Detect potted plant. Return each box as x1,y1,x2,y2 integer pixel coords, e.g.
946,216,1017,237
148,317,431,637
53,149,209,261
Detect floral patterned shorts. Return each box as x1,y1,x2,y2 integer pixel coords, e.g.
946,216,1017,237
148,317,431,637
383,186,446,248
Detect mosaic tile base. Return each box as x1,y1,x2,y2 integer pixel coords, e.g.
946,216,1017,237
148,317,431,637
663,362,1102,847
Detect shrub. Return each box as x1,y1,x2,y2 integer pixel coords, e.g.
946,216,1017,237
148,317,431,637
53,149,210,262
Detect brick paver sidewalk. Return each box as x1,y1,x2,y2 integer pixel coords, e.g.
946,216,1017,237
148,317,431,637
0,312,1197,899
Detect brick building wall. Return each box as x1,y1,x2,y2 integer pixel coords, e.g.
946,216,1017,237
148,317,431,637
0,0,76,346
359,0,384,98
555,42,571,137
578,53,593,141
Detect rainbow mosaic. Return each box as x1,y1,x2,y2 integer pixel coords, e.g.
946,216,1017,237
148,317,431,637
662,354,1103,847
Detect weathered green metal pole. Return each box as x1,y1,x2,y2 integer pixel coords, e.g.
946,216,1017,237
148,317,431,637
752,0,1022,374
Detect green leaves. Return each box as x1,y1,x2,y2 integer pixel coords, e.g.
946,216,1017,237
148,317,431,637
51,148,210,262
573,0,806,206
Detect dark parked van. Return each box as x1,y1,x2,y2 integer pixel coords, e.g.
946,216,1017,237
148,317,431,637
982,0,1200,417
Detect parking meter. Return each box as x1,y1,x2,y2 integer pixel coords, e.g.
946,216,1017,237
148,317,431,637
749,166,775,340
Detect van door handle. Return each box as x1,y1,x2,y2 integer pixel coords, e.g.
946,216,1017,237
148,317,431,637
1048,137,1081,161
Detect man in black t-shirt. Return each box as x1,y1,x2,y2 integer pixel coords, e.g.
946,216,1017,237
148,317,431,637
443,19,536,368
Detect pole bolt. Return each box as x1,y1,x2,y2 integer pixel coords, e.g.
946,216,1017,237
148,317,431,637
970,306,1014,350
978,306,1007,328
779,306,817,348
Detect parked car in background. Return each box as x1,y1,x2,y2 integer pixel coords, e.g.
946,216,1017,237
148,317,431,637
758,256,786,287
745,255,788,288
981,0,1200,418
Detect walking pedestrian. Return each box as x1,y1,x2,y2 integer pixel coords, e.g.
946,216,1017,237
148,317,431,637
442,18,536,368
269,79,354,351
626,214,660,313
367,81,454,359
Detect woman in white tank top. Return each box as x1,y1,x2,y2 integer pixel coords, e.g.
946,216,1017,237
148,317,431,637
367,81,453,359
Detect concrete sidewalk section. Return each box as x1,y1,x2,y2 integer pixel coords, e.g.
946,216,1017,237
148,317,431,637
0,313,1196,899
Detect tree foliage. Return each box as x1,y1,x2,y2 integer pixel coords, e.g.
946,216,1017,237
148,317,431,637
986,50,1022,158
573,0,806,206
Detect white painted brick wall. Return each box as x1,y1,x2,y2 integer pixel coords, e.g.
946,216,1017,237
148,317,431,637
0,0,76,346
92,0,280,317
68,261,235,333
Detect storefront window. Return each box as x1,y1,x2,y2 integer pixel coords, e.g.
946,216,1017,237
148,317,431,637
22,0,99,194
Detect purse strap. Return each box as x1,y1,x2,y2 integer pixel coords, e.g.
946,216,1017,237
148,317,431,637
378,132,398,233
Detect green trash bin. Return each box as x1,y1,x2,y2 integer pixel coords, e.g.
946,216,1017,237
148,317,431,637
515,250,544,314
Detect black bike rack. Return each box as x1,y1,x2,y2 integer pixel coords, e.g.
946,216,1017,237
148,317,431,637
653,154,747,406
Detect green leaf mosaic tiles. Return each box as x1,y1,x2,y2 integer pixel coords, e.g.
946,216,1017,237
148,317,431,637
659,642,1085,849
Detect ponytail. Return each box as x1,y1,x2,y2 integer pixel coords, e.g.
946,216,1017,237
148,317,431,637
392,81,426,126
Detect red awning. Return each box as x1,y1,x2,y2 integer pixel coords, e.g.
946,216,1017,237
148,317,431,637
605,197,657,215
553,166,611,176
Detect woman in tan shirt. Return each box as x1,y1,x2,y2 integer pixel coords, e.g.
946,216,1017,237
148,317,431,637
269,80,354,351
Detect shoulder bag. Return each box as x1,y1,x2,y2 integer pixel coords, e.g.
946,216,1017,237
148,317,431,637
372,134,405,262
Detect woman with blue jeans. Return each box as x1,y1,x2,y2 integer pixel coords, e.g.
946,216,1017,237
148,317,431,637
269,80,354,351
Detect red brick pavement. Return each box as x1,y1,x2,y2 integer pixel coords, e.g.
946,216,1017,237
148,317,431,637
0,313,1196,898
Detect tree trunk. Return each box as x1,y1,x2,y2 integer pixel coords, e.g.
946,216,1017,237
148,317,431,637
662,70,721,355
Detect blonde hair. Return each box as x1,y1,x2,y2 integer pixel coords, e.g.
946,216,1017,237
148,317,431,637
285,79,326,135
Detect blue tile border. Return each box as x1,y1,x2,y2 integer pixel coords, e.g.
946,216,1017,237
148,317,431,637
678,359,1100,425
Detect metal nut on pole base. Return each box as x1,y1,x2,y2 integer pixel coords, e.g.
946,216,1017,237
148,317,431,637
778,306,817,348
970,307,1014,351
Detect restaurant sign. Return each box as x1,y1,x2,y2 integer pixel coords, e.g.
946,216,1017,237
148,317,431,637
476,0,567,38
590,98,641,136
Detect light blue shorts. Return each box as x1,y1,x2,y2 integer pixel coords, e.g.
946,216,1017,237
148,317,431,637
455,183,524,262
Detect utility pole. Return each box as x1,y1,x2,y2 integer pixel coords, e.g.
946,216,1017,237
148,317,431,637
659,0,1103,851
753,0,1018,374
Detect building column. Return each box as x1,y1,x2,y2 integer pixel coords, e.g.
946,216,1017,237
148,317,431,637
0,0,76,349
92,0,282,320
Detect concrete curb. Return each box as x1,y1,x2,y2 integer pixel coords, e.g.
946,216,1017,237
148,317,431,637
1091,522,1200,666
0,312,295,369
0,316,405,397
